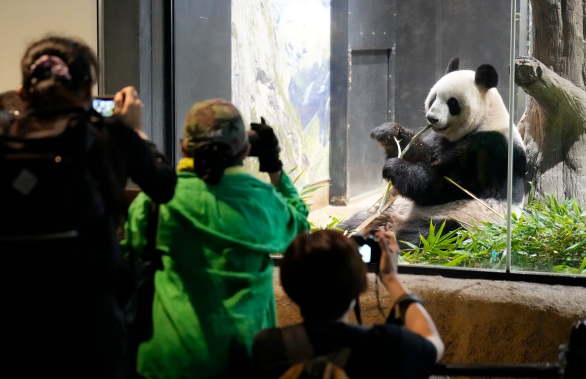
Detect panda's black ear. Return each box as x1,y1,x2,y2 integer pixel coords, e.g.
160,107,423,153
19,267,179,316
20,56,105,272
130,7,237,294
446,57,460,73
475,64,499,89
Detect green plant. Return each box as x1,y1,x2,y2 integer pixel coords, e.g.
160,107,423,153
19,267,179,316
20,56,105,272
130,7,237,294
308,211,346,233
289,166,327,207
402,195,586,275
288,167,346,232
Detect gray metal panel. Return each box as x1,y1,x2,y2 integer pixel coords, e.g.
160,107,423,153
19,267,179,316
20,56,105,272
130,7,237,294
146,0,169,151
348,0,396,50
394,0,440,131
347,50,388,198
138,0,153,139
437,0,512,106
387,47,396,123
173,0,231,163
394,0,517,131
101,0,140,95
330,0,350,205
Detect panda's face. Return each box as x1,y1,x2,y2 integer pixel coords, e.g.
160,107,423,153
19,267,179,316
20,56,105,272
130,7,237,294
424,70,481,141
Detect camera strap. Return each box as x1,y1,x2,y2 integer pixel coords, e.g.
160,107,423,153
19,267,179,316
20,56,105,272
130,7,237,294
354,297,362,324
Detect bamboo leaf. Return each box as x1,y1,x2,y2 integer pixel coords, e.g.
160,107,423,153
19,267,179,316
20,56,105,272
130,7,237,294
293,169,306,185
402,241,420,250
300,185,325,196
445,255,469,266
579,257,586,272
564,238,586,253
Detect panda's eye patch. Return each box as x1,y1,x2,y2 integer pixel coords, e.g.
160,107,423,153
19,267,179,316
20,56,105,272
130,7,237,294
447,97,461,115
428,95,436,109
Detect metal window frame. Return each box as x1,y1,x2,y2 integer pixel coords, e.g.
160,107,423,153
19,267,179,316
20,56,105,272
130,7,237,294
272,255,586,287
328,0,584,285
98,0,584,286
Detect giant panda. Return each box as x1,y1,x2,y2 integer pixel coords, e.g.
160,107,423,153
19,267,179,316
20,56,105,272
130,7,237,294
340,58,527,248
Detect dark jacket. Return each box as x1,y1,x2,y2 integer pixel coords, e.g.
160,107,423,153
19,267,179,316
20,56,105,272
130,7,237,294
0,108,176,379
104,114,176,203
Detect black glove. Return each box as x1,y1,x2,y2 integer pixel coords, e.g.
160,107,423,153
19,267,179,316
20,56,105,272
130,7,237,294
249,117,283,173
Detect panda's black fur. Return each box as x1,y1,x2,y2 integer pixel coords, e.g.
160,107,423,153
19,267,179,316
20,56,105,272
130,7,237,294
339,58,527,249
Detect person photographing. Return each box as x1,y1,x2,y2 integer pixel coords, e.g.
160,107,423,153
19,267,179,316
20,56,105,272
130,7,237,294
123,99,310,379
253,230,444,379
0,36,175,379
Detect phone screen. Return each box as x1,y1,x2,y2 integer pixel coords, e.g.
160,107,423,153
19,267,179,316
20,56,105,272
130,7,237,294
92,98,115,117
358,244,372,263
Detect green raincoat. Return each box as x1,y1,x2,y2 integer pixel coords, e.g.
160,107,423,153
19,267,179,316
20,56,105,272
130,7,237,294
123,166,309,379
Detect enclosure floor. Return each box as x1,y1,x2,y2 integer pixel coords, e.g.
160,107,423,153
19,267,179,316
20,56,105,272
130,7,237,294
308,187,386,228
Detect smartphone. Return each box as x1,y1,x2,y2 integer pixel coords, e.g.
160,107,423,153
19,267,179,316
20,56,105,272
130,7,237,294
92,95,116,117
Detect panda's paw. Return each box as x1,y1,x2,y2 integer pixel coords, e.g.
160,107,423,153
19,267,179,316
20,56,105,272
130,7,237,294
371,122,407,144
372,123,413,159
382,157,404,182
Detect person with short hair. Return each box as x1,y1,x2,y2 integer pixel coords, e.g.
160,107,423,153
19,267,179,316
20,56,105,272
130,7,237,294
123,99,310,379
253,230,444,379
0,36,175,379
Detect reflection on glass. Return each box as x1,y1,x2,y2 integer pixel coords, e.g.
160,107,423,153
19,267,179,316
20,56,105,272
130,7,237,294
232,0,331,188
510,0,586,276
229,1,585,276
333,2,522,272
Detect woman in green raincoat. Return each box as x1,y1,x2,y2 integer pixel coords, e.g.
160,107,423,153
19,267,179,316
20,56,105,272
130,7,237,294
123,99,310,379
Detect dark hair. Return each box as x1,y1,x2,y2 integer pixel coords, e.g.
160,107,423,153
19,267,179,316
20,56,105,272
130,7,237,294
0,91,24,113
280,230,368,321
20,36,98,109
192,143,247,185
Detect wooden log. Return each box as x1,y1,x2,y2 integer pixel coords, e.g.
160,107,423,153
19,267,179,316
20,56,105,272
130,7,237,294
515,56,586,204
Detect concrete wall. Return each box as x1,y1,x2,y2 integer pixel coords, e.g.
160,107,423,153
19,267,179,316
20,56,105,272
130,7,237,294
274,269,586,376
0,0,98,91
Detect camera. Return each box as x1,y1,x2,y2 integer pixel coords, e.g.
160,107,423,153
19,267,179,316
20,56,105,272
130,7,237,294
350,234,382,266
92,96,115,117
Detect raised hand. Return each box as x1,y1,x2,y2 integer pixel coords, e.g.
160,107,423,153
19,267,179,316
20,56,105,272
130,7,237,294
248,117,283,173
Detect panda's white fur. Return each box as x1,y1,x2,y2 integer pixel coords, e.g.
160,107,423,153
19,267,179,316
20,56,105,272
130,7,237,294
339,59,527,248
424,69,524,148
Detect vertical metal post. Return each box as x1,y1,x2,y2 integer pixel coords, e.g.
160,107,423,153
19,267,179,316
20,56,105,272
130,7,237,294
506,0,517,273
164,0,176,162
97,0,105,94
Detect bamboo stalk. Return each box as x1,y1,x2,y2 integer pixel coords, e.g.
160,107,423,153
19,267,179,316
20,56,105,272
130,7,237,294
394,136,402,156
398,124,431,159
375,124,432,217
349,125,433,235
356,196,396,233
447,215,474,229
367,193,386,212
443,176,505,219
376,182,394,217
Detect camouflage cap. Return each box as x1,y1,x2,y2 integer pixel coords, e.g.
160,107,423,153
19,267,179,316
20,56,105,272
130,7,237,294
182,98,248,156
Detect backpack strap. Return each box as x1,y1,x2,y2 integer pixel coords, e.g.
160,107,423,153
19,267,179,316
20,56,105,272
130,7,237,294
281,325,353,369
329,347,352,368
281,325,315,366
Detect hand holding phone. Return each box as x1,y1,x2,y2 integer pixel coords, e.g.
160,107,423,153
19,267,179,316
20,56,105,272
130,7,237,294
114,86,143,132
376,231,400,280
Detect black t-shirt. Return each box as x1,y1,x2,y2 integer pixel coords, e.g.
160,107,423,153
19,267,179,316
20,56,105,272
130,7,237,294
253,321,437,379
